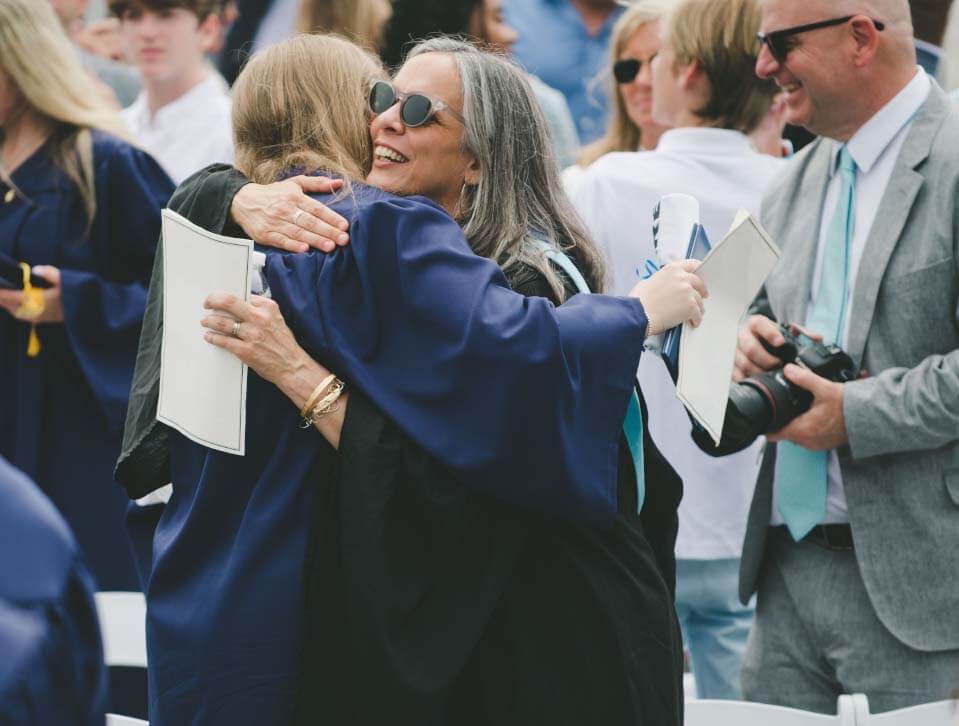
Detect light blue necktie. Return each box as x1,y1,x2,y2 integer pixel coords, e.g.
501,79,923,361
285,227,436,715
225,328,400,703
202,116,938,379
775,145,856,540
530,240,646,511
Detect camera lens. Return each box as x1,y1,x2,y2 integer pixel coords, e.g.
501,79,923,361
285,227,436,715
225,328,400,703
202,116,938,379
727,379,775,438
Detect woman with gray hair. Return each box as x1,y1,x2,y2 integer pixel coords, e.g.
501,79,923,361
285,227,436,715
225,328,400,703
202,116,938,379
125,35,692,725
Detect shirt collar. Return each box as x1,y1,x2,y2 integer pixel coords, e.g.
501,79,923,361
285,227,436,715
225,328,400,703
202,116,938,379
831,67,930,176
655,127,755,155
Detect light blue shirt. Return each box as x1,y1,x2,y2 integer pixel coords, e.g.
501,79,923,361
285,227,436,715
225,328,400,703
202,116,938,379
505,0,624,143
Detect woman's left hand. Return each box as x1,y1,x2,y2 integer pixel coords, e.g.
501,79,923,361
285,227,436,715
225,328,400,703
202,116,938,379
201,292,307,386
0,266,65,323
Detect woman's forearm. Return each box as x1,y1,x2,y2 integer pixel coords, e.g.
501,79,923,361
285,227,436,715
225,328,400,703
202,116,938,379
274,354,349,450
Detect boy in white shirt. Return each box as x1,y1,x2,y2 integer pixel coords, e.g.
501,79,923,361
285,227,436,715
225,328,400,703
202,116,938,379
111,0,233,183
573,0,784,701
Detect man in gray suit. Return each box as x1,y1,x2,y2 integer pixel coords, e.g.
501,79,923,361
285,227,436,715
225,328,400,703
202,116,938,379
734,0,959,713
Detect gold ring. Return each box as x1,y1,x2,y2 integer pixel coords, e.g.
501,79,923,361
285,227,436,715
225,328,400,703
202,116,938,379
231,321,241,338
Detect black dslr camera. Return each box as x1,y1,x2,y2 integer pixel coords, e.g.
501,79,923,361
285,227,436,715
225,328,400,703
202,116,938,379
693,322,857,456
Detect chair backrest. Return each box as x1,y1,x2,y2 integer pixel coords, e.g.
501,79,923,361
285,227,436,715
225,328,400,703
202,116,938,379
94,591,147,668
866,699,958,725
106,715,148,725
685,695,857,726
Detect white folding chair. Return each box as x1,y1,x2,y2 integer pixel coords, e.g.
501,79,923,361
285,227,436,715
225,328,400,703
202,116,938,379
685,695,858,726
106,715,149,726
861,698,958,725
94,591,147,668
95,591,149,724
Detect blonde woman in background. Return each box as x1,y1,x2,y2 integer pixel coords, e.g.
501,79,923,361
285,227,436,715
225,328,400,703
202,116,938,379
297,0,391,50
0,0,173,591
563,0,675,194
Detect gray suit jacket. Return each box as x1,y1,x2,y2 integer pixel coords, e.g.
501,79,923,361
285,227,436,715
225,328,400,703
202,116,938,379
740,83,959,652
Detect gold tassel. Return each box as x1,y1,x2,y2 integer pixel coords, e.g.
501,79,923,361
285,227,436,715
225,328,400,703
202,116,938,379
17,262,44,357
26,326,40,357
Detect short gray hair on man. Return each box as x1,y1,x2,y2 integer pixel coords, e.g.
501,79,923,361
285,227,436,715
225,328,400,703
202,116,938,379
406,37,606,299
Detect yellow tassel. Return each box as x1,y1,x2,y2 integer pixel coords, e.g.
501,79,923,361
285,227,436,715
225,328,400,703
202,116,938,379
17,262,43,357
26,325,40,357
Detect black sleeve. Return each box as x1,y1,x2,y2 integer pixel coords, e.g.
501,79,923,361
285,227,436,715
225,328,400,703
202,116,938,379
168,164,252,235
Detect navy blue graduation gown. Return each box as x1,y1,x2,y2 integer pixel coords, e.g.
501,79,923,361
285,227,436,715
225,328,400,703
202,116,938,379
137,176,652,724
0,129,173,590
0,456,106,725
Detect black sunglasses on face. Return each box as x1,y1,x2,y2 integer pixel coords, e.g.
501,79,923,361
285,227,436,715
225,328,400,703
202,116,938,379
368,80,466,128
613,58,644,84
756,15,885,63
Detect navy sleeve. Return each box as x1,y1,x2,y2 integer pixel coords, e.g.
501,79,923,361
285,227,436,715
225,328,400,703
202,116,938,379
267,195,648,522
58,140,174,436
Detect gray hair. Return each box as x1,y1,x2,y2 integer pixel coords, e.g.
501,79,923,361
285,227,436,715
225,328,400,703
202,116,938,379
406,37,607,298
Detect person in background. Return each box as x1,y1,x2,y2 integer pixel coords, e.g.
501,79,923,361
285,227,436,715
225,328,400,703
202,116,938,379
505,0,624,143
49,0,142,107
381,0,580,167
563,0,674,193
0,457,106,726
737,0,959,712
111,0,233,184
909,0,953,75
297,0,391,50
573,0,783,699
0,0,174,591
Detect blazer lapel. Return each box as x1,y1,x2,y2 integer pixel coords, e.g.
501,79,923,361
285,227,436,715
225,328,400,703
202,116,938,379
845,86,948,365
767,142,832,324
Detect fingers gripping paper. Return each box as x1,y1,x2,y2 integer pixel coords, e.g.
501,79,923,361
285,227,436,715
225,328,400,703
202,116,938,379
157,209,257,455
676,211,780,445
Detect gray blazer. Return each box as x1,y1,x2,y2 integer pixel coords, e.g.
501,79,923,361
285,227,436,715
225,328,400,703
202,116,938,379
740,83,959,652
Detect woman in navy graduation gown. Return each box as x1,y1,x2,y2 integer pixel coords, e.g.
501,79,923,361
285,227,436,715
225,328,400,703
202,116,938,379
0,0,174,590
116,36,703,725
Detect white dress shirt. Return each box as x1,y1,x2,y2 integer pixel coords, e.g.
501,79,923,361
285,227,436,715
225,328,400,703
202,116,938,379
122,72,234,184
771,68,931,527
573,128,786,559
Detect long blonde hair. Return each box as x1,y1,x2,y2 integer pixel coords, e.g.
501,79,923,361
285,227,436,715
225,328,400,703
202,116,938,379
296,0,392,52
0,0,131,225
577,0,675,167
232,34,382,185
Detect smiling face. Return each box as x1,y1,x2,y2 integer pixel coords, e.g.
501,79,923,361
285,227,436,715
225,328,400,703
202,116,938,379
118,5,218,85
366,52,479,217
618,21,661,132
755,0,858,138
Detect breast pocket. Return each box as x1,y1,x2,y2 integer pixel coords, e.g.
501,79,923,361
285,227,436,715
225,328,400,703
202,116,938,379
881,256,956,300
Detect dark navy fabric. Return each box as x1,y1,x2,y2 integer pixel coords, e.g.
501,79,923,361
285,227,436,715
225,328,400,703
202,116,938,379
0,129,173,590
143,178,650,725
0,457,106,725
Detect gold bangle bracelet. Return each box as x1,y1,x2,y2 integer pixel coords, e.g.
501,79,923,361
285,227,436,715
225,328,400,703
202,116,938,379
300,378,346,428
298,373,336,419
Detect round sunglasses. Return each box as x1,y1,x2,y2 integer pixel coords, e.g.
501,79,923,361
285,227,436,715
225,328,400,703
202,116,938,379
368,80,466,127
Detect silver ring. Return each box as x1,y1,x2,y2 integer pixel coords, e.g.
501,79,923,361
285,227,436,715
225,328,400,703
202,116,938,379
231,321,241,338
292,209,304,225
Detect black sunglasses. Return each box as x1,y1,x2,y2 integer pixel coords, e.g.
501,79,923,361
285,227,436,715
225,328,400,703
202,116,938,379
613,58,645,84
368,80,466,128
756,15,885,63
